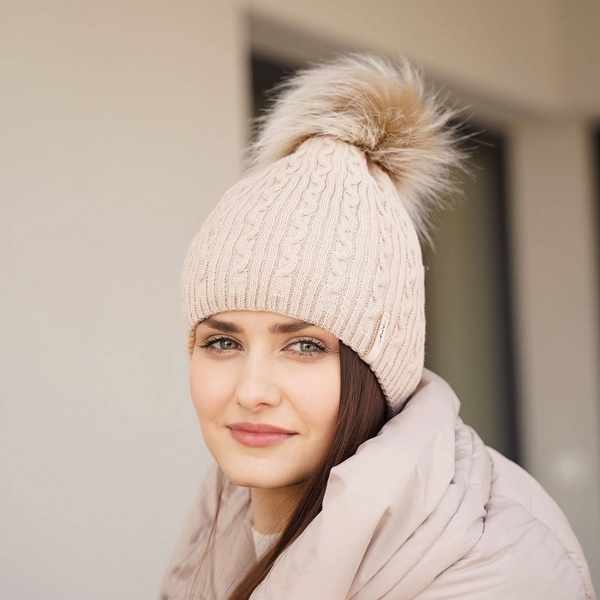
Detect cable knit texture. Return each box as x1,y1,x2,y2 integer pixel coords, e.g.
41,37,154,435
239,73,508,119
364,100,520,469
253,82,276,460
181,54,462,415
181,135,424,415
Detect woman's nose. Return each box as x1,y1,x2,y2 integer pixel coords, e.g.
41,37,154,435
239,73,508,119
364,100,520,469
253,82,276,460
233,356,282,411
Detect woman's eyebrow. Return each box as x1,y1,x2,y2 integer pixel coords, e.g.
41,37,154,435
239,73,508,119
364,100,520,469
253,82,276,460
201,317,314,335
270,320,314,334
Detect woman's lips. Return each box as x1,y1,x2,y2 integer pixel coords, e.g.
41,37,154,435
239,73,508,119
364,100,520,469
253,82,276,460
228,422,297,448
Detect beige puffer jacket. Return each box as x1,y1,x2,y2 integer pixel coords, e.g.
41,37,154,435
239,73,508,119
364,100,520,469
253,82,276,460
160,368,596,600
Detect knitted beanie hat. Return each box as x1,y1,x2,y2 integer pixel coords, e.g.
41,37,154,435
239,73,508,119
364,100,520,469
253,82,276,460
181,53,463,417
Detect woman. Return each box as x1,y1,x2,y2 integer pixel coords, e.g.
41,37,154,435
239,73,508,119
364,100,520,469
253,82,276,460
160,54,595,599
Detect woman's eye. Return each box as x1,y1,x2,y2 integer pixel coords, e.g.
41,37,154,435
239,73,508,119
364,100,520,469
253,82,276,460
289,339,326,358
216,339,239,350
201,337,240,354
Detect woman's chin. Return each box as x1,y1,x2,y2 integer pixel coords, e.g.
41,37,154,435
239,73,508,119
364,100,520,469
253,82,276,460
221,465,305,491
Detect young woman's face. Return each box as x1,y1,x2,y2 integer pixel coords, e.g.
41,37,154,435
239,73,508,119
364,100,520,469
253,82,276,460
190,310,341,490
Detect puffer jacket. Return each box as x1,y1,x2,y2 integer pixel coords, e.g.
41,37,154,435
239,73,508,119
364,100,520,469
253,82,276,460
159,368,596,599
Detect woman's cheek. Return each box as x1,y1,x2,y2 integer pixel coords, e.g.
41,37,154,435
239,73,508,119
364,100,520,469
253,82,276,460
302,387,340,438
190,365,231,419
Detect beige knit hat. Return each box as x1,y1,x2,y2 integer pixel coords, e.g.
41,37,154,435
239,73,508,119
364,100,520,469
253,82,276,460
181,53,463,416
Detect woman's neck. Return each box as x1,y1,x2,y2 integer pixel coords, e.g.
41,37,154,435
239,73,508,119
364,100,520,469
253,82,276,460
250,482,306,535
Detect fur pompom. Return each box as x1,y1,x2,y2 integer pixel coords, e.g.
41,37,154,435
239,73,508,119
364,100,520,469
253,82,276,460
247,53,467,245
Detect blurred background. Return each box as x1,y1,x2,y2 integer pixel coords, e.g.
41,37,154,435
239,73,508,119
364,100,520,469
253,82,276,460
2,1,599,597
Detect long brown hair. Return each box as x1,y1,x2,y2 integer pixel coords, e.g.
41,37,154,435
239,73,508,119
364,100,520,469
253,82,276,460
190,339,388,599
